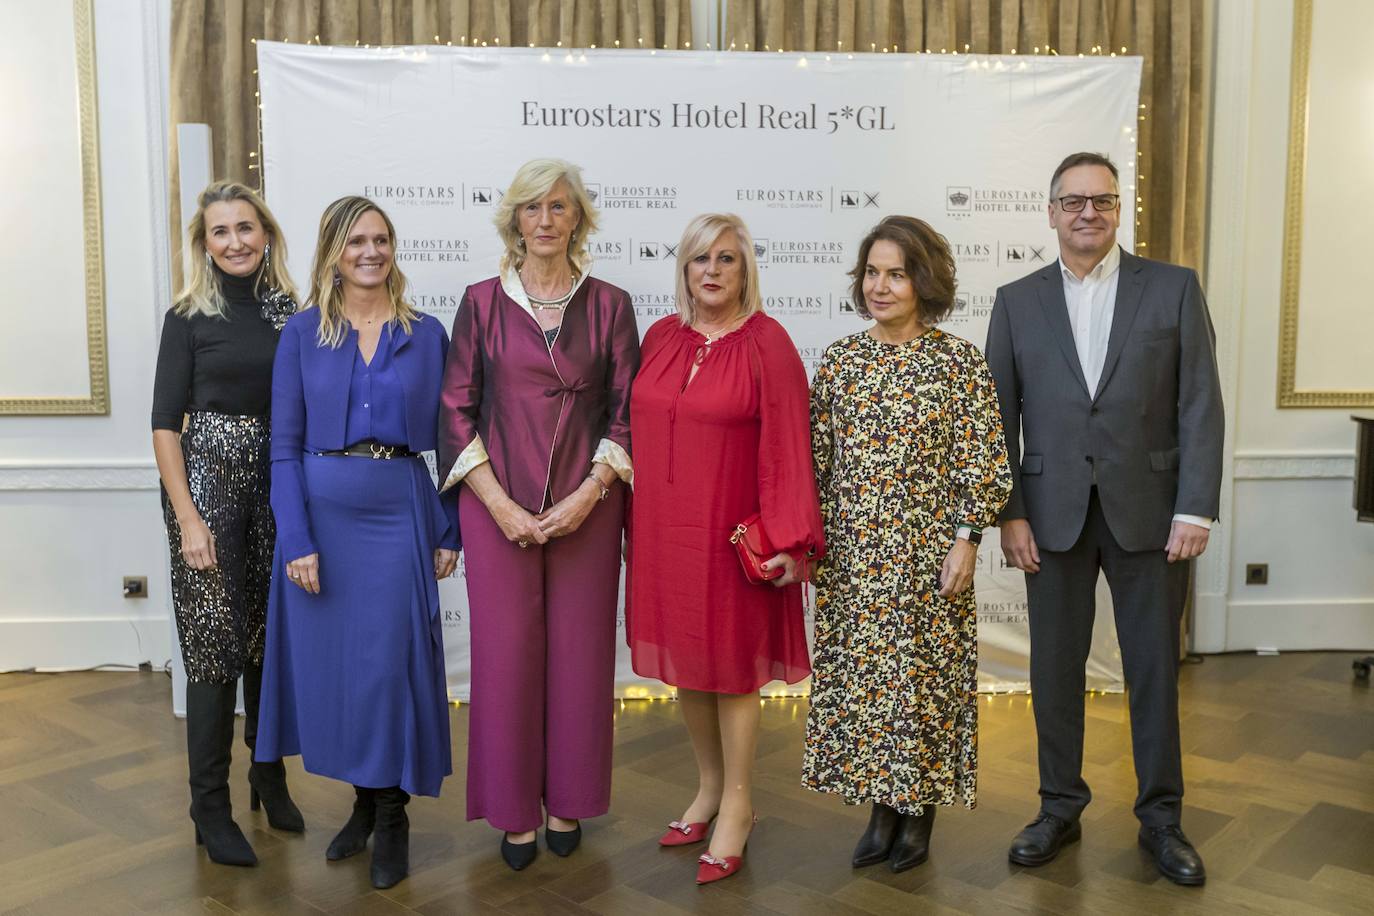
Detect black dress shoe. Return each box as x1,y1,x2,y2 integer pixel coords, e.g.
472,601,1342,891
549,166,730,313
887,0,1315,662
889,808,935,873
501,834,538,871
545,821,581,857
852,803,901,868
1139,824,1206,886
1008,812,1081,867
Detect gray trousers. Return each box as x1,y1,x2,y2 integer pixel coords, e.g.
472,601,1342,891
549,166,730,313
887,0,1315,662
1025,488,1190,828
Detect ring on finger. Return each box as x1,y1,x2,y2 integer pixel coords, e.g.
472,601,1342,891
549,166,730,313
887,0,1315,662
518,539,529,549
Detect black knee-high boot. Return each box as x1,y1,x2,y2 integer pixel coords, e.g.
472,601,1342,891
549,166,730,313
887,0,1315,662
370,787,410,889
241,663,304,832
186,681,257,866
327,786,377,861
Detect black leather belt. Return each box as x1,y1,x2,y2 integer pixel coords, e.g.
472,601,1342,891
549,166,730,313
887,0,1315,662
313,443,419,460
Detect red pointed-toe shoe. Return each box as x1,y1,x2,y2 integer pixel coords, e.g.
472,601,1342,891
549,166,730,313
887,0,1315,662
696,851,744,884
694,815,755,885
659,817,714,847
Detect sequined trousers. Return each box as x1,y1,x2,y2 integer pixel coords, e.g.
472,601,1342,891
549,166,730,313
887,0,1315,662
162,411,274,684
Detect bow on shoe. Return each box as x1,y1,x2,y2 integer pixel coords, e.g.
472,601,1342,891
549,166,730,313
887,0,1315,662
695,850,744,885
668,821,695,837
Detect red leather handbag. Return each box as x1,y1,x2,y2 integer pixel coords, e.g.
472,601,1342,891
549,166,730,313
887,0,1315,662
729,513,812,585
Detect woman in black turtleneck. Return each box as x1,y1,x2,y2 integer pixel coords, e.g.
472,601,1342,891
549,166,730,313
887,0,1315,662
152,181,302,867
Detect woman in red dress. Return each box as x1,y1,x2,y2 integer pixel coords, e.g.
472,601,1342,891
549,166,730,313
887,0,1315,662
628,213,824,885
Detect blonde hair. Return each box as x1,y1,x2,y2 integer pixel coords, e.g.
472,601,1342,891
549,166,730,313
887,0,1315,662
674,213,764,325
493,158,600,276
306,196,419,349
174,181,299,319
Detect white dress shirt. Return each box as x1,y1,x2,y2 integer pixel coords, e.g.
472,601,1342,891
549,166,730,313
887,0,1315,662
1060,244,1120,397
1060,246,1211,532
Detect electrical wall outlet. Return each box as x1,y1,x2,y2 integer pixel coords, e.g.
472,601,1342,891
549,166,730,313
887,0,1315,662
123,576,148,598
1245,563,1268,586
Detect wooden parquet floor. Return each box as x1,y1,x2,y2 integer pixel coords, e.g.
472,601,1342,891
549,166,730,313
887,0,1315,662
2,652,1372,915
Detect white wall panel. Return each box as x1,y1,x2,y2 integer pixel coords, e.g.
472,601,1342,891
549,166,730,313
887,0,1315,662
0,0,174,671
1206,0,1374,652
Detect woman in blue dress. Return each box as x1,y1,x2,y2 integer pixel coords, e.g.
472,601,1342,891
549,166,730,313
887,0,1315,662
255,196,459,890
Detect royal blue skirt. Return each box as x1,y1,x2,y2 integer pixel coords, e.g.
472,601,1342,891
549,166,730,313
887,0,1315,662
255,454,452,796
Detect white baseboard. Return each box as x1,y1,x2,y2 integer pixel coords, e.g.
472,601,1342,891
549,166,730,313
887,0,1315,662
1225,599,1374,652
0,617,172,672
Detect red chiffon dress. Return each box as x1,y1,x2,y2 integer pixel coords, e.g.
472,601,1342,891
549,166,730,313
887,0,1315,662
627,312,824,694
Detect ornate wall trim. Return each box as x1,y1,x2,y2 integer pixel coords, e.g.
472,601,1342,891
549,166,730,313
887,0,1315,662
0,0,109,416
1232,450,1355,480
1277,0,1374,407
0,463,160,491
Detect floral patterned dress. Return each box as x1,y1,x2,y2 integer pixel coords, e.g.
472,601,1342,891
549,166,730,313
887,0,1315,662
801,329,1011,815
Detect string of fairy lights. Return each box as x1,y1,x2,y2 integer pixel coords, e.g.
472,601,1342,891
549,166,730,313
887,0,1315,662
237,34,1148,703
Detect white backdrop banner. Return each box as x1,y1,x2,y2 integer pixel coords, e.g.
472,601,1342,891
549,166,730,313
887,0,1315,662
258,43,1141,697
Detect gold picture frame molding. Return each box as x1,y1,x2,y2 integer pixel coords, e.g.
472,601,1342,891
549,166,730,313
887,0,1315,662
1277,0,1374,408
0,0,109,416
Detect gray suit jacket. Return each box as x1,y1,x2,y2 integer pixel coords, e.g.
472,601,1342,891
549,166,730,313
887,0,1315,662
984,249,1224,553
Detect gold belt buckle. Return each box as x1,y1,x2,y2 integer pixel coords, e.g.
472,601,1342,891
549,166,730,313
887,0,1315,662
370,443,394,460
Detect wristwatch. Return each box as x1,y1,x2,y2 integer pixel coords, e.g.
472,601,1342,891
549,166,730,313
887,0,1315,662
955,526,983,546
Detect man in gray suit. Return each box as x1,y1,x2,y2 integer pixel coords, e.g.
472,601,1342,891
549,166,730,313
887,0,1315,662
985,152,1223,886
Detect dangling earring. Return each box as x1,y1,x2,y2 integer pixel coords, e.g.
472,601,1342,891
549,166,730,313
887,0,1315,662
204,250,212,267
262,241,272,274
517,237,526,248
332,268,342,288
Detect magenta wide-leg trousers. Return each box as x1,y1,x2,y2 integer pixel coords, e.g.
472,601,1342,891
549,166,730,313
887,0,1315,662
460,483,624,832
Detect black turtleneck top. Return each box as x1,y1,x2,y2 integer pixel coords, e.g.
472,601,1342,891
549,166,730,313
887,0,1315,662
151,269,285,431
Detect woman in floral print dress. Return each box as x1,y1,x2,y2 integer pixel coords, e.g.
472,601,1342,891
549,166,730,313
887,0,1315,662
802,216,1011,873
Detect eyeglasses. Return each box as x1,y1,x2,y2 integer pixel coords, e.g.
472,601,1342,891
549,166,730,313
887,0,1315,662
1055,194,1120,213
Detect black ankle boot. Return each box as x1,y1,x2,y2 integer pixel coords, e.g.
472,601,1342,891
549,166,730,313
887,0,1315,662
242,664,304,832
889,808,936,873
327,786,377,861
186,681,257,867
370,787,410,889
852,803,901,867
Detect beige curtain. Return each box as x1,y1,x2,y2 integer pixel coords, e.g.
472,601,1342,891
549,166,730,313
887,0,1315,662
169,1,693,282
727,0,1209,272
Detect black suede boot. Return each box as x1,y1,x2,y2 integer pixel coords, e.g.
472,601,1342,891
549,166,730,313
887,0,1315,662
889,808,935,873
370,787,410,889
186,681,257,866
242,663,304,832
852,803,901,867
327,786,377,861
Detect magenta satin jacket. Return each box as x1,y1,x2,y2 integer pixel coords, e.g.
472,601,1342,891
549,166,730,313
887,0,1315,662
438,274,641,512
